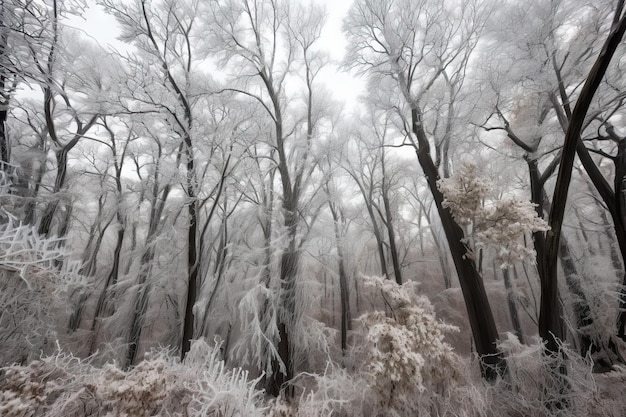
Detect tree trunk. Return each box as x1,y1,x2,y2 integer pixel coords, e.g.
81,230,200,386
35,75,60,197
558,233,594,358
124,165,171,367
502,267,524,344
180,195,199,360
125,257,154,369
329,200,351,354
0,106,8,173
268,204,299,397
381,167,403,285
542,11,626,357
88,224,125,354
410,108,504,379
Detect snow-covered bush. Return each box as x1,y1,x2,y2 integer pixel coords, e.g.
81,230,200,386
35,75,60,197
485,334,602,417
0,219,84,366
286,363,370,417
0,339,266,417
358,275,461,415
438,162,549,267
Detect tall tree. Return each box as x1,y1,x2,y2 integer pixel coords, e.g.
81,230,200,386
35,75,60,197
100,0,231,361
539,1,626,356
27,2,100,237
203,0,329,395
344,0,504,378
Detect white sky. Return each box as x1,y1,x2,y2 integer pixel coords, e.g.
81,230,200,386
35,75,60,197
68,0,364,110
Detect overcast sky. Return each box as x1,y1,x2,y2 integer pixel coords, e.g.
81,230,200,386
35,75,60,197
68,0,364,109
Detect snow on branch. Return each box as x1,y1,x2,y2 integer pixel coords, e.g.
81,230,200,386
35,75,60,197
359,275,460,412
438,162,549,268
0,219,84,291
0,340,266,417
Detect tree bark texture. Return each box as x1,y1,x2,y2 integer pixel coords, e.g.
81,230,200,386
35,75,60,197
541,13,626,355
411,108,504,379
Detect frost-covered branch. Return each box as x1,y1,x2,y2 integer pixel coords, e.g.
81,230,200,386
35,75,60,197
438,162,549,267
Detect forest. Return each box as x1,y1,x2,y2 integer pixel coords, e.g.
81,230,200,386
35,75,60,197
2,0,626,415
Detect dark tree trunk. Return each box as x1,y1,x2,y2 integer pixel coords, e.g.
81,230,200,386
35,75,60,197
38,149,69,236
124,162,171,368
0,5,13,176
530,157,621,364
88,224,125,354
410,108,504,379
125,255,154,369
268,204,299,397
558,233,594,358
0,106,8,172
540,11,626,361
328,200,351,353
180,193,199,360
502,267,524,344
381,166,403,285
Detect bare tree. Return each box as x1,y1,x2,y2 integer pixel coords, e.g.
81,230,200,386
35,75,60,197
344,0,504,378
100,0,232,362
202,0,329,395
26,2,100,237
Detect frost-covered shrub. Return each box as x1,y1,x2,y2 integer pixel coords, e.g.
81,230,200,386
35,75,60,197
286,363,370,417
0,351,96,417
486,334,599,417
0,220,84,366
0,340,266,417
359,276,461,415
438,162,549,267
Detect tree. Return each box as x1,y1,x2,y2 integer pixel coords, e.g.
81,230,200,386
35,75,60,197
0,0,51,177
343,112,407,284
26,1,100,238
538,1,626,358
100,0,234,362
203,0,329,395
344,0,505,378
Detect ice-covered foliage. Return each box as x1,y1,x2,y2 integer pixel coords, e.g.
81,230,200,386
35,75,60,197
359,275,461,414
0,340,265,417
484,333,609,417
267,363,368,417
0,219,85,365
438,162,549,267
232,279,283,378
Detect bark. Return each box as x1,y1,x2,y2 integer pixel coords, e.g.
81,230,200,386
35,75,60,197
198,166,233,336
612,140,626,340
0,3,19,174
23,139,46,225
78,194,111,277
124,155,171,368
269,203,299,397
328,199,351,353
502,267,524,344
541,13,626,355
125,255,155,369
88,222,125,352
381,157,403,285
0,105,8,172
558,233,594,358
180,178,198,360
410,108,504,379
180,129,199,360
529,157,620,364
